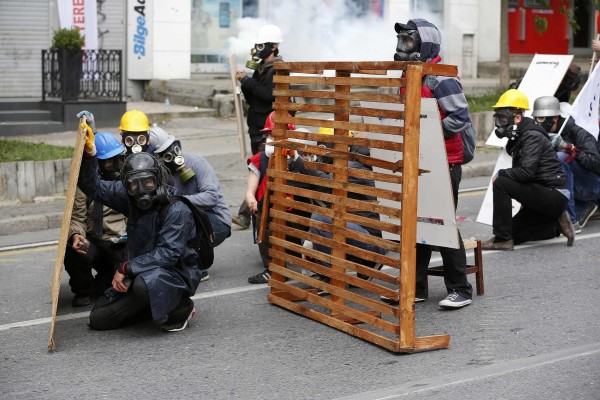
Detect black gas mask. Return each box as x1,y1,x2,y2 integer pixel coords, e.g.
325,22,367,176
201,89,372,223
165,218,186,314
534,116,556,133
158,140,195,183
98,154,125,181
394,30,423,61
122,132,149,154
494,109,519,140
125,171,158,210
246,43,273,70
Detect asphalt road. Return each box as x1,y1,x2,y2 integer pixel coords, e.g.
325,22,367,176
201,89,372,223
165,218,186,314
1,171,599,399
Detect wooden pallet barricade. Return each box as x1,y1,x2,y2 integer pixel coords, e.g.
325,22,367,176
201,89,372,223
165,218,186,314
263,61,458,353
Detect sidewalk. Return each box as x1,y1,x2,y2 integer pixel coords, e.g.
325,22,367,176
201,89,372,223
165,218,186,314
0,101,500,239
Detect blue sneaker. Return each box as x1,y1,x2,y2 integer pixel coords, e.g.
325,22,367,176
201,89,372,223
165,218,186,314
439,293,472,308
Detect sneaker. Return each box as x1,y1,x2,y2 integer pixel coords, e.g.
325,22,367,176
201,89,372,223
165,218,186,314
232,214,250,229
248,269,271,284
572,221,582,234
481,236,514,251
311,274,330,295
200,270,210,282
557,211,575,246
161,298,195,332
577,202,598,228
72,294,91,307
439,293,472,308
589,208,600,221
380,295,425,305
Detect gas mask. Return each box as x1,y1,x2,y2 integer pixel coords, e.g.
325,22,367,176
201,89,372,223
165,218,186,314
246,43,272,70
394,30,423,61
98,154,125,181
159,141,195,183
125,171,159,210
494,109,519,140
534,116,555,133
122,132,149,154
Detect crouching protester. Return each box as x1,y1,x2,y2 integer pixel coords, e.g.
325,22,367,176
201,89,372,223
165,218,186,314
65,132,128,307
481,89,573,251
77,129,201,332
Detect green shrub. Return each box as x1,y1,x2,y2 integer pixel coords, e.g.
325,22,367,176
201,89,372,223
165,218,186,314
51,27,84,50
466,90,504,113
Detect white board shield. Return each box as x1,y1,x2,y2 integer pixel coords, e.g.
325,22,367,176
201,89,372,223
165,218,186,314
363,98,460,249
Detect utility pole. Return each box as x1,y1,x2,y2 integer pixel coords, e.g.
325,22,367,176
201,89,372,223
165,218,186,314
500,0,510,89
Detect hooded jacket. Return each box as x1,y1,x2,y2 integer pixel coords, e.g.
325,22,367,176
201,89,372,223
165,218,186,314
557,117,600,176
408,18,474,165
498,117,566,189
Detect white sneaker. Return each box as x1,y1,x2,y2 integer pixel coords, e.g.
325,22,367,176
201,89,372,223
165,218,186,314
439,293,472,308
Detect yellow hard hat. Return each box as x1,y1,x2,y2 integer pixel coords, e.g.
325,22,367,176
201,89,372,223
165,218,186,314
119,110,150,132
493,89,530,110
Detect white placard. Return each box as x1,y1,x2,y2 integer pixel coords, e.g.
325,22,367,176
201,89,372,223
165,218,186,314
362,99,460,248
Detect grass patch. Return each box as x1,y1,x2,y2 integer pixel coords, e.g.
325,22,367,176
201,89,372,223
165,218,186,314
466,90,504,113
0,139,74,163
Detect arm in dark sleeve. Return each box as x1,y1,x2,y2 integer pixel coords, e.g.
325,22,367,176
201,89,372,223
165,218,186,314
78,155,130,215
128,202,195,276
504,134,542,182
571,127,600,175
240,70,276,103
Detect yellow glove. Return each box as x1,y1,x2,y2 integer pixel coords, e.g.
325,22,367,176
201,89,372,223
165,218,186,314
81,122,96,156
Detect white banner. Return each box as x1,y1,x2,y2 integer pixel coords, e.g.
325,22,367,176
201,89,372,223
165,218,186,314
127,0,153,80
57,0,98,50
570,64,600,140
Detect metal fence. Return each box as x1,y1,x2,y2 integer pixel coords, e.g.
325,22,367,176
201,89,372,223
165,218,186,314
42,49,123,101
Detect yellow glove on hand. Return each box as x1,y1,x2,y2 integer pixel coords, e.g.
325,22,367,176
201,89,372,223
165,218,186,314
82,122,96,156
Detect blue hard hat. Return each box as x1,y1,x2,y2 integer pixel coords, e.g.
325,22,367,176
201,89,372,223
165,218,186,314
95,131,126,160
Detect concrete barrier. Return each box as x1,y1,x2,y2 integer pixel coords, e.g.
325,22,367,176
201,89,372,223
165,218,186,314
0,159,71,201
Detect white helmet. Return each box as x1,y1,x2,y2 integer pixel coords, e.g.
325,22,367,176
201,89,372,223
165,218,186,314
256,24,283,44
148,126,176,153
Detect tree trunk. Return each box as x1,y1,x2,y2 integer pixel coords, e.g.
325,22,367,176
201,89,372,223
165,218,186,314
499,0,511,89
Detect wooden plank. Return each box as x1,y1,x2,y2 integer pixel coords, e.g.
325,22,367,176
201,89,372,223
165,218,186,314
414,335,451,351
304,162,404,185
269,168,402,202
274,75,403,87
48,118,87,352
269,265,399,323
276,115,404,136
268,292,402,352
268,195,402,236
397,64,422,350
273,89,404,104
286,130,404,152
273,102,405,120
228,54,248,161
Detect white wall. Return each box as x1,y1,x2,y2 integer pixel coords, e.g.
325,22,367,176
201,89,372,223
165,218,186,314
476,0,500,62
152,1,191,79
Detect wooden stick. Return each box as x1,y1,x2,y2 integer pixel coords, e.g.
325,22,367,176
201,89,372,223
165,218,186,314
229,54,248,161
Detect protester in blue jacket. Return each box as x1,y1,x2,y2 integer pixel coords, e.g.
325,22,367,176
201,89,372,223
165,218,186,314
78,129,200,332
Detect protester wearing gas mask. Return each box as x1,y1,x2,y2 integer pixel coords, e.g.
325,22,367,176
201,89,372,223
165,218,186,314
149,127,231,282
481,89,572,251
78,129,201,333
386,18,475,309
531,96,600,233
119,109,152,154
65,132,128,307
232,24,285,231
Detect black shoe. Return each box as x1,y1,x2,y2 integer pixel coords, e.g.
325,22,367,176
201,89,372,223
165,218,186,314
232,214,250,229
200,270,210,282
481,236,514,251
577,202,598,228
311,274,330,295
161,298,195,332
72,294,91,307
557,211,575,246
380,295,425,305
248,269,271,284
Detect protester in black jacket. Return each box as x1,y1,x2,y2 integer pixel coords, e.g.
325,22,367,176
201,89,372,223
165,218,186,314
481,89,572,250
531,96,600,232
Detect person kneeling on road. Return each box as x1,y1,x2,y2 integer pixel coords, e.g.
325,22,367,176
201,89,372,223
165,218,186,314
149,126,232,282
78,129,201,332
531,96,600,233
65,131,128,307
481,89,572,251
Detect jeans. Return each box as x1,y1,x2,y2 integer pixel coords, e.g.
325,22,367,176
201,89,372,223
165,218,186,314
492,175,568,244
309,213,386,268
415,164,472,299
206,213,231,248
557,152,600,222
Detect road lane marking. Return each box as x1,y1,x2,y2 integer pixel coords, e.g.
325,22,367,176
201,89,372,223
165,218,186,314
335,342,600,400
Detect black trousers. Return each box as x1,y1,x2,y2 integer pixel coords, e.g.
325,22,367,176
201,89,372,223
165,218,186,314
89,276,152,330
64,238,126,296
492,176,567,244
415,164,472,299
